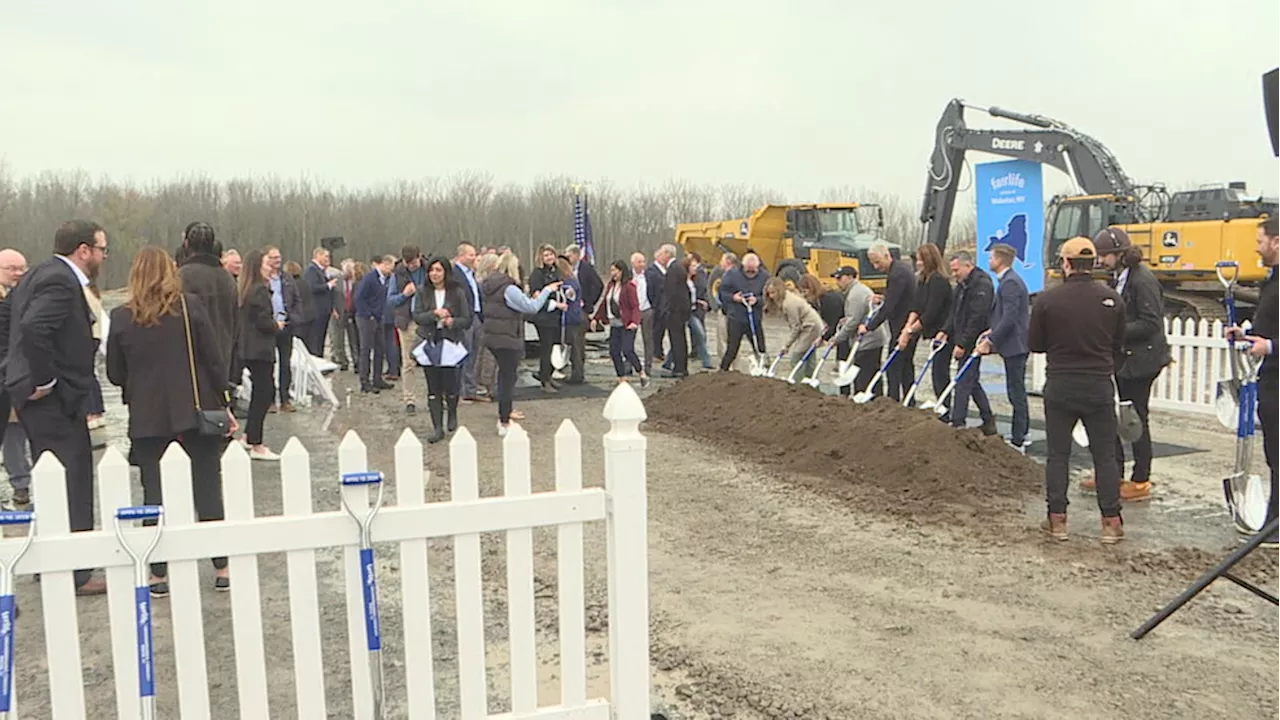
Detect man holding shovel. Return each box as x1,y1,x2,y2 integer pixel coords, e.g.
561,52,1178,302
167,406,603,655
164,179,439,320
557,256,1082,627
1228,217,1278,546
1078,228,1169,502
977,243,1030,452
717,252,770,373
1029,237,1128,544
859,243,917,400
936,251,997,435
828,266,888,396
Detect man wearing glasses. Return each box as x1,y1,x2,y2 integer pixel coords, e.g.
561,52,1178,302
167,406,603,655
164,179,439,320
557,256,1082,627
2,220,109,594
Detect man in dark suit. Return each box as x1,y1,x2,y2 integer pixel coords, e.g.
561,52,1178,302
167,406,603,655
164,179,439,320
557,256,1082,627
4,220,109,594
938,250,997,435
861,242,918,400
454,242,485,397
661,251,692,378
355,255,396,393
978,243,1031,451
301,247,336,358
563,244,602,384
643,246,673,369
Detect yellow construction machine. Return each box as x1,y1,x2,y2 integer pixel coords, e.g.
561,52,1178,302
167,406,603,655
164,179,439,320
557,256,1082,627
919,99,1276,320
674,203,903,301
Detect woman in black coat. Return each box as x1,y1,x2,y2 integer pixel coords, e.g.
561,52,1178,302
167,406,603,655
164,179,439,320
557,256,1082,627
106,246,235,596
237,249,283,461
411,256,473,443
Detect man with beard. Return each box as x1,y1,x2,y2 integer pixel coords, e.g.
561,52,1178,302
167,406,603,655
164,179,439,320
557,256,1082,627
1229,216,1278,547
3,220,110,594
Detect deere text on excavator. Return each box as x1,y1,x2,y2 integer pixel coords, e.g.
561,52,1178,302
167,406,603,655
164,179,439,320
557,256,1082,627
674,203,902,302
918,98,1276,320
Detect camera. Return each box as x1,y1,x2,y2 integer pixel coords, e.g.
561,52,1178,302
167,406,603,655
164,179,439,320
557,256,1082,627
321,236,346,251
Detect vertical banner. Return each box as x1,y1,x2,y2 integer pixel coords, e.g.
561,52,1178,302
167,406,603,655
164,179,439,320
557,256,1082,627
975,159,1045,295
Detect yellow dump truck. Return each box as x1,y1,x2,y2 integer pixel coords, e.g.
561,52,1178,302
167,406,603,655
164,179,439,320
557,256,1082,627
674,203,903,303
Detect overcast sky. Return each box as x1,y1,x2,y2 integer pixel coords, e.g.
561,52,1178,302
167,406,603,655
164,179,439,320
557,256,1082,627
2,1,1277,206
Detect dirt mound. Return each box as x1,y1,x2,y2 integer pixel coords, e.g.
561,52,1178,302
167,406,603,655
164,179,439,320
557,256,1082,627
644,372,1040,525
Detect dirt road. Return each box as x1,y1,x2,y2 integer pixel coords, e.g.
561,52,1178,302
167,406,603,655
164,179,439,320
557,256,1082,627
7,318,1277,719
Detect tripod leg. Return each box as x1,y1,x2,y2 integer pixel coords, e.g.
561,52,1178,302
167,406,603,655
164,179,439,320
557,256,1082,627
1132,518,1279,640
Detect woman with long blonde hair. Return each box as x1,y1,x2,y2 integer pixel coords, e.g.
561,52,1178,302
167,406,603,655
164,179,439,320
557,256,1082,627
481,250,563,435
106,246,235,596
764,276,825,380
472,252,502,397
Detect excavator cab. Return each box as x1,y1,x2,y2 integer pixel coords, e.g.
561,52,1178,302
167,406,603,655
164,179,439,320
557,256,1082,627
1044,194,1148,273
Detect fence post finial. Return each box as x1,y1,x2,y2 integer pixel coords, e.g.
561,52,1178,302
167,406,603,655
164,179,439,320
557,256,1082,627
602,381,646,435
601,380,649,718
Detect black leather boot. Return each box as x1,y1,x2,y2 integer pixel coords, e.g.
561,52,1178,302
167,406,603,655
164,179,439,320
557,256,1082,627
446,394,459,433
426,395,445,444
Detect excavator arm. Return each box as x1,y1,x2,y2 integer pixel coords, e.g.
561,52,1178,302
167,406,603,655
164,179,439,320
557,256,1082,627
919,98,1140,253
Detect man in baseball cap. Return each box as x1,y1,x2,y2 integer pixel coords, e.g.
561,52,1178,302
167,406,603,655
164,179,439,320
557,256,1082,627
1028,236,1129,543
1076,227,1169,502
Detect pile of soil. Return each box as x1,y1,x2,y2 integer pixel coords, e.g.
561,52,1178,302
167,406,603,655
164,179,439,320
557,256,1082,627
644,373,1041,526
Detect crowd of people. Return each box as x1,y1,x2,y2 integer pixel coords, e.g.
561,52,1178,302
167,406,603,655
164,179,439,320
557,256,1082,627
0,214,1273,601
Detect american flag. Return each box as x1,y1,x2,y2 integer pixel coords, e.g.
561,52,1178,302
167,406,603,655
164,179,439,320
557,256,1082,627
572,189,596,266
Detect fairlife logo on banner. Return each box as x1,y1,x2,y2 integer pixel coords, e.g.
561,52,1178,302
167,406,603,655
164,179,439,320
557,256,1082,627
975,159,1045,295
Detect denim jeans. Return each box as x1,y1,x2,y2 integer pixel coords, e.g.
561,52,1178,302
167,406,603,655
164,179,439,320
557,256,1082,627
688,316,713,369
2,422,31,492
1003,353,1030,445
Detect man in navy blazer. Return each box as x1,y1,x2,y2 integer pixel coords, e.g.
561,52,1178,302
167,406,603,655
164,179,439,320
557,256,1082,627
978,243,1031,451
301,247,337,357
354,255,396,393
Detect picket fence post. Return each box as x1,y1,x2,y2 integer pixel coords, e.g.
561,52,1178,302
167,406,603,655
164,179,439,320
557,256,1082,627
393,428,436,717
602,382,650,719
448,428,488,717
159,442,213,719
554,419,588,708
280,437,328,717
223,441,270,718
98,447,136,720
337,431,375,720
31,451,86,720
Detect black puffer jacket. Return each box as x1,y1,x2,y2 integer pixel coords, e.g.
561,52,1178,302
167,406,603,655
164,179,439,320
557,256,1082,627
527,263,562,328
1114,263,1169,380
944,266,994,353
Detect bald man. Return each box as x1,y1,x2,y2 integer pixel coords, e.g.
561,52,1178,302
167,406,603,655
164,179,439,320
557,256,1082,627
631,252,657,367
0,249,28,508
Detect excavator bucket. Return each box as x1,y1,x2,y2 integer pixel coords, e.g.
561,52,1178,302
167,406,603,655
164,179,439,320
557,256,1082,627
1265,68,1279,157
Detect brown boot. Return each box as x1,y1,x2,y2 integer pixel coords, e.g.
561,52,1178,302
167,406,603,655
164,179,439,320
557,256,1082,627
1040,513,1068,541
1119,481,1151,502
1100,516,1125,545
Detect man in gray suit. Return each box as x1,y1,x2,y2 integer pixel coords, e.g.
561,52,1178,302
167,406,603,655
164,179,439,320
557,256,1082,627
978,243,1031,451
329,260,358,371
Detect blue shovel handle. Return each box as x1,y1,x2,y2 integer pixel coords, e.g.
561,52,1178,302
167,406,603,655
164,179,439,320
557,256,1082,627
116,506,162,521
359,548,382,651
0,595,14,712
0,512,33,526
135,585,155,699
341,471,384,486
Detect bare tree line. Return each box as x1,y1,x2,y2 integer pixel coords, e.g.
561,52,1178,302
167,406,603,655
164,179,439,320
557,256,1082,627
0,167,976,289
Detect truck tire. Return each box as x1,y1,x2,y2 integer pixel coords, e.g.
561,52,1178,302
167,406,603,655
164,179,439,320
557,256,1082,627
708,266,726,311
775,259,805,289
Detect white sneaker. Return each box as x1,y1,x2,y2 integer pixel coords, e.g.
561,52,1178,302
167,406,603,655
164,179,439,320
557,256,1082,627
497,422,509,438
250,448,280,461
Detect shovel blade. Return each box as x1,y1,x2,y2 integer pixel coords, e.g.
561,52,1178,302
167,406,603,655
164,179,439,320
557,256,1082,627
834,362,862,387
1117,401,1143,443
550,345,568,370
1215,379,1240,431
1071,422,1090,447
801,377,821,388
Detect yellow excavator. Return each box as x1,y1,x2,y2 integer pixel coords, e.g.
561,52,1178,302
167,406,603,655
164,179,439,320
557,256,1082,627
919,98,1276,320
674,202,903,301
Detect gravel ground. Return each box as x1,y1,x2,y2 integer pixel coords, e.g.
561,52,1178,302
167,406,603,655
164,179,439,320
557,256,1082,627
5,314,1277,719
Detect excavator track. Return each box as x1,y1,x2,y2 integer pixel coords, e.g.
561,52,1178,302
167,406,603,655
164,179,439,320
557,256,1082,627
1161,286,1260,324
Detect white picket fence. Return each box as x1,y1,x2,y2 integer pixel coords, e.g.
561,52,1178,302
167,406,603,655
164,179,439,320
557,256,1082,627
1,382,651,719
1030,317,1233,415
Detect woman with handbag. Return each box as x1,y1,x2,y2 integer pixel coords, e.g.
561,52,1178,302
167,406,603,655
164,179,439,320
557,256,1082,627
106,246,237,597
411,256,473,444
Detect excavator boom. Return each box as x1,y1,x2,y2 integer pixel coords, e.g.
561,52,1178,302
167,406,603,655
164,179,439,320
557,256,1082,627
919,99,1141,253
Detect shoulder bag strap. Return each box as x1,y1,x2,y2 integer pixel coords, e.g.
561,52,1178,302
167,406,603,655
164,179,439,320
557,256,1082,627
179,295,202,412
